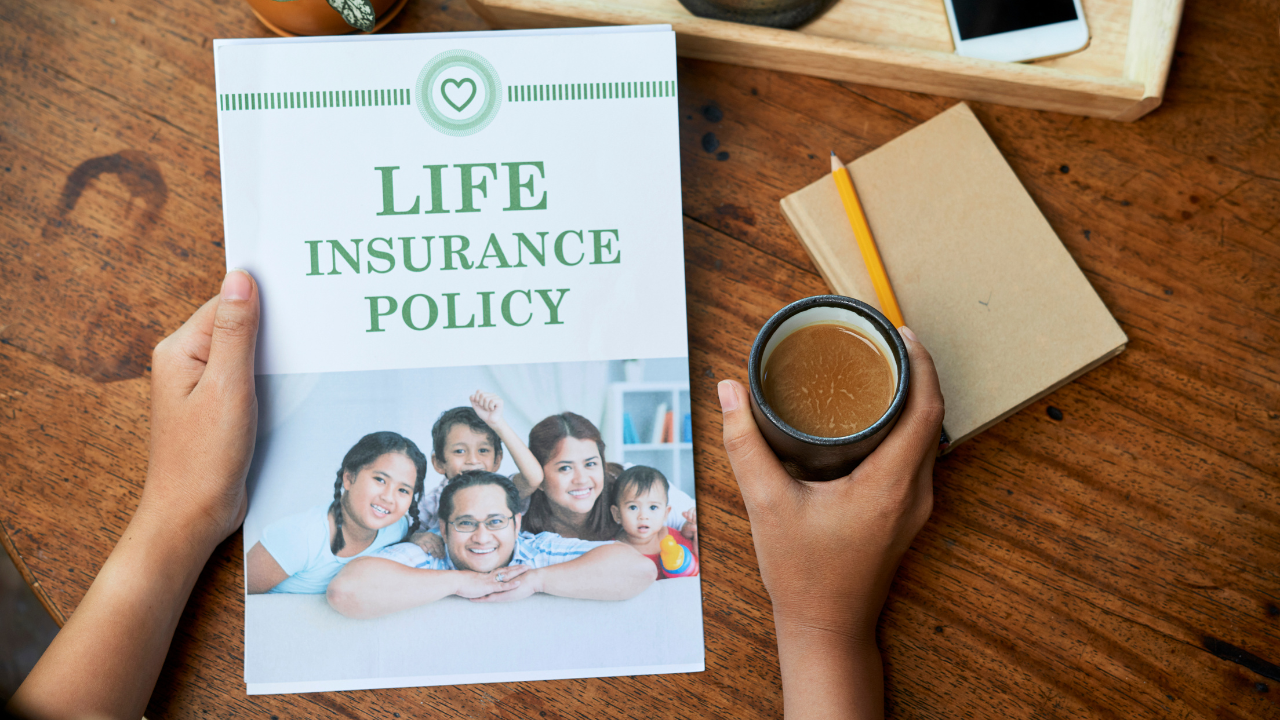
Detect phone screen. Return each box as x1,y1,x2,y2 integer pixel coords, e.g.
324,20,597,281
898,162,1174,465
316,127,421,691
951,0,1078,40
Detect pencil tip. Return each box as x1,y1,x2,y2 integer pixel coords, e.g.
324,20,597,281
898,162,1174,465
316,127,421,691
830,152,844,172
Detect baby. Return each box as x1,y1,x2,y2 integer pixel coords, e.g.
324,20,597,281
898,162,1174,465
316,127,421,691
609,465,698,579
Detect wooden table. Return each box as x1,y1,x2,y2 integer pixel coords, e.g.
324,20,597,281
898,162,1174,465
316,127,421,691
2,1,1277,717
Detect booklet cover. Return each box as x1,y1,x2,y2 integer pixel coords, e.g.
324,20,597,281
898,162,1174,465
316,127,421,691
214,25,703,695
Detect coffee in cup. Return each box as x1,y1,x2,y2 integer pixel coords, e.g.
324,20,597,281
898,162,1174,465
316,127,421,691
762,322,896,438
748,295,909,481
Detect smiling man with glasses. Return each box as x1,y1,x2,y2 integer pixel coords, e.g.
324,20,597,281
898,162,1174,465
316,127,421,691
326,471,657,618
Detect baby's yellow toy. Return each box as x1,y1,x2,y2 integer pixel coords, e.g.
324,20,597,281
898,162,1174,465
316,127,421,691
659,534,699,578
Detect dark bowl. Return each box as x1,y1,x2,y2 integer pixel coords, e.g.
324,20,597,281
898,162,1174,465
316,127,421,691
747,295,910,482
677,0,838,29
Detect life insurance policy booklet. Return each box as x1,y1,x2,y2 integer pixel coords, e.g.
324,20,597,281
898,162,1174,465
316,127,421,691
214,25,703,695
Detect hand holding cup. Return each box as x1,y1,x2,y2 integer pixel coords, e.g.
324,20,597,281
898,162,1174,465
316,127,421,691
719,327,944,718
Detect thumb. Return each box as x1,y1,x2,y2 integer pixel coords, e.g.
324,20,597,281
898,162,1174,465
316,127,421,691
859,325,944,475
718,380,790,508
206,269,261,392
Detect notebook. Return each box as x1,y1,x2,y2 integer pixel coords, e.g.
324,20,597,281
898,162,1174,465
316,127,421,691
780,102,1127,449
214,25,703,695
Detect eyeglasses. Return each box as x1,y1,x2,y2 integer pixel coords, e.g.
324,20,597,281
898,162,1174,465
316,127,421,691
447,515,514,533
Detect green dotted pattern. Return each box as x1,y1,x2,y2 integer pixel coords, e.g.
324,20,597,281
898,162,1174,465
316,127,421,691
507,80,676,102
219,88,412,111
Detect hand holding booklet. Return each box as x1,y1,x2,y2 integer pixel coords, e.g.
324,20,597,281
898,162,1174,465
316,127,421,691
214,25,703,695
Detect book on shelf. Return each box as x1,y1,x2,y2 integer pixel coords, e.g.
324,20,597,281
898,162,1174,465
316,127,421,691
661,409,675,443
681,412,692,443
215,24,702,695
650,402,669,444
622,412,639,444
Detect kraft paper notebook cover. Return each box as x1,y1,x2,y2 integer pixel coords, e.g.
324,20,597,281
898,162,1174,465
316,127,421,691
780,102,1128,449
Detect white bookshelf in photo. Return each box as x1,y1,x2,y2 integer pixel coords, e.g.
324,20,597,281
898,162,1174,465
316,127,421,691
606,381,694,498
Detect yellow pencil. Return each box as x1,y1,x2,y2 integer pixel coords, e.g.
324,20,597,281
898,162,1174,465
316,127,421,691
831,151,904,328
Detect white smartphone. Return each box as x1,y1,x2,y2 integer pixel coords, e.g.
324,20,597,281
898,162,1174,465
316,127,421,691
942,0,1090,63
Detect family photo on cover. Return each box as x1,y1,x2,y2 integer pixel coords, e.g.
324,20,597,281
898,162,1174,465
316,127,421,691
242,358,704,692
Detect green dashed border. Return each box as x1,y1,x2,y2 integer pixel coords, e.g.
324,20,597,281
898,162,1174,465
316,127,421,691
218,80,676,111
218,88,411,111
507,80,675,102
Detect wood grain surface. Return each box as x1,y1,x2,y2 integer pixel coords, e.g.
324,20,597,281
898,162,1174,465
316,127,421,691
1,0,1278,718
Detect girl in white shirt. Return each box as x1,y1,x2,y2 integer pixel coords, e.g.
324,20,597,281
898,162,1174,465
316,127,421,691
245,431,428,594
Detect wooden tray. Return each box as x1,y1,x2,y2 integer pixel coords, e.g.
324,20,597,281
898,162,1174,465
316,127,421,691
466,0,1183,121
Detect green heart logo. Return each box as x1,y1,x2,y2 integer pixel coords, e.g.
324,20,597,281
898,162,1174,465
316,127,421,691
417,50,502,136
440,78,477,112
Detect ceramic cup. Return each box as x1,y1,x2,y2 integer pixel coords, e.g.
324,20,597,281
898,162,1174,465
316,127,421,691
747,295,910,482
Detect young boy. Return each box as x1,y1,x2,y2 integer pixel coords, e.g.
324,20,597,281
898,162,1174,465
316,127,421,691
411,392,543,550
609,465,698,579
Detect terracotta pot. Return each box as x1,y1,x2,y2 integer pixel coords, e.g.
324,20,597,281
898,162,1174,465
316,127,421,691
245,0,407,37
